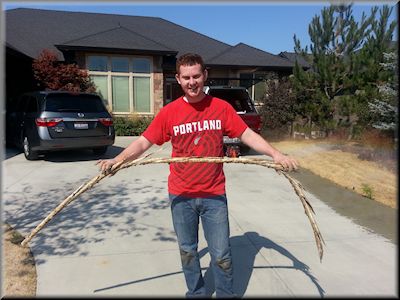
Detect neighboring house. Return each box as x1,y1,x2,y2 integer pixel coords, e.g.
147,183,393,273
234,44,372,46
5,8,308,117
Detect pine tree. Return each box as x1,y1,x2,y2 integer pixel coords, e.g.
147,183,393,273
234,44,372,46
356,5,397,129
260,77,297,134
291,4,397,139
368,51,398,133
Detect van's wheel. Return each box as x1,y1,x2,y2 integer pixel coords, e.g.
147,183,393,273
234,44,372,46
23,136,39,160
93,146,108,155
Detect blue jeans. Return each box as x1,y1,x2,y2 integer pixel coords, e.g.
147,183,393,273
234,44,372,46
170,194,236,298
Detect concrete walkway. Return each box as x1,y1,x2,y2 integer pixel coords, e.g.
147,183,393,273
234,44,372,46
3,137,397,297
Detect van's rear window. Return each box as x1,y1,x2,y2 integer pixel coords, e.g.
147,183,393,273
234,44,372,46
44,94,107,112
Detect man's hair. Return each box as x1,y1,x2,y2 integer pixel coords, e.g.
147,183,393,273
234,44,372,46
176,53,206,74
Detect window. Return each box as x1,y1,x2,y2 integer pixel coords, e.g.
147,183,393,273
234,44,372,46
112,76,130,112
207,89,254,112
240,72,268,102
134,77,150,112
165,78,182,105
88,56,108,71
91,75,108,102
111,57,129,72
45,94,107,113
87,55,152,113
133,58,150,73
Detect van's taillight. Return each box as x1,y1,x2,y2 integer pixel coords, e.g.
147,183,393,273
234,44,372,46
35,118,63,127
99,118,113,126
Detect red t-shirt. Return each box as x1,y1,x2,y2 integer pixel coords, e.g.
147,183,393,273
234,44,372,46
143,95,248,197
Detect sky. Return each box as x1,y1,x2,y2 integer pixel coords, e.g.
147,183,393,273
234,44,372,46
2,1,399,54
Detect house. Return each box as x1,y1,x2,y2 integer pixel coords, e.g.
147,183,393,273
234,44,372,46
278,51,311,69
5,8,308,117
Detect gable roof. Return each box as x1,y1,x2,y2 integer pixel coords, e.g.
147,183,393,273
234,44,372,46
207,43,294,68
6,8,295,70
56,25,176,54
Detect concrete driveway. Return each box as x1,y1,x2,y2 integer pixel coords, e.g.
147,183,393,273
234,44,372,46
2,137,397,297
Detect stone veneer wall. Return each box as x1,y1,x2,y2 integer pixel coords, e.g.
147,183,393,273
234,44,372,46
152,56,164,115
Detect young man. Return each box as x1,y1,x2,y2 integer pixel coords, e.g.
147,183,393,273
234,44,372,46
97,53,298,297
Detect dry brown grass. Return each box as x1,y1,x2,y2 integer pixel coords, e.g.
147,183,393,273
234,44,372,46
2,223,36,297
271,139,397,208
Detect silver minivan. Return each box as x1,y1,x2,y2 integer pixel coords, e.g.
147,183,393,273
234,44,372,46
7,91,115,160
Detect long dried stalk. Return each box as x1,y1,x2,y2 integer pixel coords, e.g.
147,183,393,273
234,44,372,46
20,156,325,261
282,173,326,262
112,156,286,173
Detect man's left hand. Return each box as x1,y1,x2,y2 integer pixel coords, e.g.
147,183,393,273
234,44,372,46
272,152,299,171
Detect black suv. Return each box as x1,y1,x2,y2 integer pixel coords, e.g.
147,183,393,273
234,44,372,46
6,91,115,160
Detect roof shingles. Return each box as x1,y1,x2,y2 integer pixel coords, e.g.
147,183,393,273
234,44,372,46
207,43,294,67
6,8,294,69
58,26,175,53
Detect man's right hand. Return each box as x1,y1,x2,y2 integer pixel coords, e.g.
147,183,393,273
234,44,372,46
96,158,119,174
95,136,153,175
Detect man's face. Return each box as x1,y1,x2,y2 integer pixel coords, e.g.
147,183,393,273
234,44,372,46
175,63,208,100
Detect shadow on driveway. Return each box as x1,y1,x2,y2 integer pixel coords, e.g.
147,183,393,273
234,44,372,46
3,176,172,265
93,231,325,297
4,146,22,160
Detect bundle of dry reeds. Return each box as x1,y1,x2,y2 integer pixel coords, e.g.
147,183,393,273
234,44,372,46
20,154,325,261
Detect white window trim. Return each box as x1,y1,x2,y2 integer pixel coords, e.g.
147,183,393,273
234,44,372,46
87,54,154,114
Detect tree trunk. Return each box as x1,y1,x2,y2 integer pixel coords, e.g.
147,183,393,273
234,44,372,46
347,123,354,140
290,122,295,139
